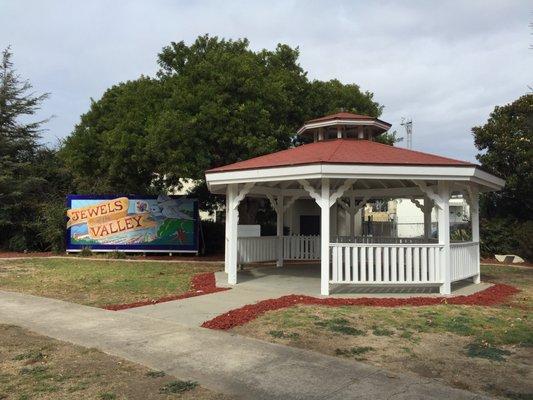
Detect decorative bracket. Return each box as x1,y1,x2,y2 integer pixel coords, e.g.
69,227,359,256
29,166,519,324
283,196,300,212
414,181,444,209
298,179,323,207
231,182,255,209
410,197,434,214
410,198,425,212
353,197,369,214
338,195,367,215
266,194,280,213
337,198,349,212
329,179,356,206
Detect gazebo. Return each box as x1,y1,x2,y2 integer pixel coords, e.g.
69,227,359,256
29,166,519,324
205,113,504,295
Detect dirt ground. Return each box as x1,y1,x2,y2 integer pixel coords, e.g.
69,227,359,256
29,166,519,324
0,324,231,400
233,265,533,399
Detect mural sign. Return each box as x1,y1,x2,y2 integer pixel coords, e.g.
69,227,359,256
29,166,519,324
66,195,199,253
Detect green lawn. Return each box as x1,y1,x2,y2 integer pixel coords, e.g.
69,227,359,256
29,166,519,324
234,265,533,399
0,258,222,307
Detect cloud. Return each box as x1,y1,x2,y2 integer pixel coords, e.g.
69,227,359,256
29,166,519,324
1,0,531,160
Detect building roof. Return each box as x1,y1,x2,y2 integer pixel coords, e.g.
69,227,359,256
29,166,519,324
206,139,475,173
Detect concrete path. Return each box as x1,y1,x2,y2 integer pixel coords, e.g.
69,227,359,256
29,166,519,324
0,290,491,399
124,285,285,327
125,264,491,327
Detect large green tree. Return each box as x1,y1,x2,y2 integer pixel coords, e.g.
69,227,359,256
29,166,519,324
0,47,70,251
472,93,533,220
0,47,51,249
61,35,384,212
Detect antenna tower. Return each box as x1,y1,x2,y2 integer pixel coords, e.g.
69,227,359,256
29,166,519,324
401,118,413,149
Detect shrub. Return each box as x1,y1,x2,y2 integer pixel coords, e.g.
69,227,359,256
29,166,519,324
480,218,517,257
106,250,126,259
7,234,27,252
480,218,532,261
514,220,533,261
79,247,93,257
36,198,67,253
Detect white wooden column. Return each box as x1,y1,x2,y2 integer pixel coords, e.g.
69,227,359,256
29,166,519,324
470,187,481,284
226,184,239,285
349,192,356,237
225,182,255,285
299,178,353,296
438,181,451,294
423,196,433,239
331,203,338,239
276,194,284,267
320,179,330,295
224,189,231,273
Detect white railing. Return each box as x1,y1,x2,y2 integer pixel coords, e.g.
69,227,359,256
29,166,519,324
237,236,278,263
330,243,443,285
238,235,320,264
450,242,479,282
334,236,438,244
284,235,320,260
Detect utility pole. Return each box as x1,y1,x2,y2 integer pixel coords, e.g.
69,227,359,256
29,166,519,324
401,117,413,149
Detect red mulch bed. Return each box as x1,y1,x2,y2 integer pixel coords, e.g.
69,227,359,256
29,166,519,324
202,284,520,330
104,272,229,311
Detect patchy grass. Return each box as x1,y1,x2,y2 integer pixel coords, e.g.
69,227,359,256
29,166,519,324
268,330,300,340
466,342,512,362
159,380,198,394
315,317,365,336
0,324,231,400
234,265,533,399
0,258,222,307
335,346,374,359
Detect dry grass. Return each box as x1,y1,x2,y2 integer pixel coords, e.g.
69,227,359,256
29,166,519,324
233,265,533,399
0,258,223,307
0,324,231,400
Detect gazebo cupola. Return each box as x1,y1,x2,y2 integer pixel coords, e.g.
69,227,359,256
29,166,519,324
297,112,392,142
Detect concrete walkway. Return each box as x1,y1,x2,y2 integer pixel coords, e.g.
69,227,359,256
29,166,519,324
0,290,491,399
124,264,491,327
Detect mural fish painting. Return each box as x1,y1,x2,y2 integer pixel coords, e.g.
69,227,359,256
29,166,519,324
153,195,193,220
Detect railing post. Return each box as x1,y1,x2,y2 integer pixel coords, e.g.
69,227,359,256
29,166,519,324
438,182,451,294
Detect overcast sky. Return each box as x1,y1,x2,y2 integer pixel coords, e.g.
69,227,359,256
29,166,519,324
1,0,531,161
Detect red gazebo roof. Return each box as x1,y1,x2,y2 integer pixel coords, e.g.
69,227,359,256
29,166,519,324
206,139,474,173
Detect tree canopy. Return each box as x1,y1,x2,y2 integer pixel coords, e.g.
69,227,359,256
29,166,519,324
61,35,383,206
472,93,532,220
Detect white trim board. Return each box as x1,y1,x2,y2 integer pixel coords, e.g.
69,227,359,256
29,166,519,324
206,163,504,192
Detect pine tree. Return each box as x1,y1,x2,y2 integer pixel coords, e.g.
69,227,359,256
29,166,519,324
0,46,50,250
